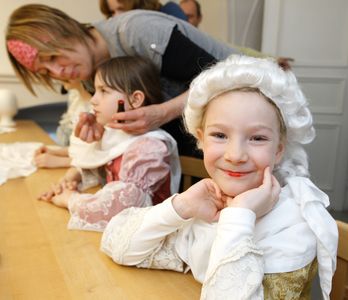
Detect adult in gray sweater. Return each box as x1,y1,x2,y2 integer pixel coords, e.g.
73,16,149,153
6,4,284,156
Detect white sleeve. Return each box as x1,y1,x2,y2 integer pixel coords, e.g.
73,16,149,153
202,208,265,300
78,167,100,191
101,196,191,272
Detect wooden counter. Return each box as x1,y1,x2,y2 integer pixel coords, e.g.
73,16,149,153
0,121,201,300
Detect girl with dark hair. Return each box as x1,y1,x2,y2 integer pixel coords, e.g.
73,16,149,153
39,56,181,232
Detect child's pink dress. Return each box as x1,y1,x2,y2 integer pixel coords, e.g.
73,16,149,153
67,128,180,232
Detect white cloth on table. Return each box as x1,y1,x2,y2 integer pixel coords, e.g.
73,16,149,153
0,142,42,185
0,126,16,134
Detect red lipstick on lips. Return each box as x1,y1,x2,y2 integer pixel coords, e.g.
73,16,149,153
226,171,247,177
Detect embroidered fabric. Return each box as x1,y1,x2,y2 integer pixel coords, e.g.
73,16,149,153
68,137,172,232
137,233,184,272
202,239,264,300
101,206,185,272
68,181,152,232
101,177,337,299
101,207,152,262
119,137,170,193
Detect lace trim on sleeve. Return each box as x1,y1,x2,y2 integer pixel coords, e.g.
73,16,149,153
201,238,264,300
78,168,100,191
101,205,185,272
101,207,152,262
68,181,152,232
137,233,184,272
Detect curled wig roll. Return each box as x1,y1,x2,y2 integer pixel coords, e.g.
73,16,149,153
184,55,315,184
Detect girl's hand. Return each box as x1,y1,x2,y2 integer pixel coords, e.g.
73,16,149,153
227,167,281,218
172,179,225,222
108,104,165,134
74,112,104,143
50,185,77,208
38,180,78,208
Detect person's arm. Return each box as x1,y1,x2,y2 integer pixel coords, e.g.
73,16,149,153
201,208,264,300
34,145,71,168
101,196,188,272
107,27,218,133
34,145,69,157
75,27,219,139
67,137,172,232
101,178,224,266
200,168,280,299
34,153,71,168
233,45,294,71
108,91,188,134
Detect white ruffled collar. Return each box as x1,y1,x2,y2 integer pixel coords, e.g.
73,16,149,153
175,177,337,299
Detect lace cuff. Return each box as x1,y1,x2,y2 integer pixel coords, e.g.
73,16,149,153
101,198,189,269
101,207,152,263
78,168,100,191
68,181,152,232
202,238,264,300
137,233,185,272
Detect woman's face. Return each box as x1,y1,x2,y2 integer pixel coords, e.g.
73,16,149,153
33,41,95,81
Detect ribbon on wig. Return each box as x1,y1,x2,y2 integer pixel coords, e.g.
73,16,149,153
7,39,38,71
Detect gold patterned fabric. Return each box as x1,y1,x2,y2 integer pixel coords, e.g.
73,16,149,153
263,259,318,299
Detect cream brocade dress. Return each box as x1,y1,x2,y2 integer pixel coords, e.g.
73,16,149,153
101,177,337,300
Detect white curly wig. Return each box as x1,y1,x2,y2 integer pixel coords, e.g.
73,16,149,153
184,55,315,184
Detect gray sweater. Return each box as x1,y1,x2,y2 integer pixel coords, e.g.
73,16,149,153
93,10,238,72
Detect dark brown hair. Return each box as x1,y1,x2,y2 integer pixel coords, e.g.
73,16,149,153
99,0,161,18
96,56,163,106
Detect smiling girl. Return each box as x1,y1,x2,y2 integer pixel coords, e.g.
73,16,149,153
38,56,180,232
100,55,337,299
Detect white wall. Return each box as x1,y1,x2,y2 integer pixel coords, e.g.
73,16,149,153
1,0,103,108
197,0,264,50
262,0,348,211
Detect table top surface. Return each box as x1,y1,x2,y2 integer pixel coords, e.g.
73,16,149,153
0,120,201,300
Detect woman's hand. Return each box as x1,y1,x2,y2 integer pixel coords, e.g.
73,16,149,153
227,167,281,218
277,57,294,71
74,112,105,143
107,104,165,134
172,179,225,222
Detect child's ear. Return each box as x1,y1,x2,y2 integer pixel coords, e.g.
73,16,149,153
275,141,285,164
196,128,203,141
130,90,145,109
196,128,204,148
